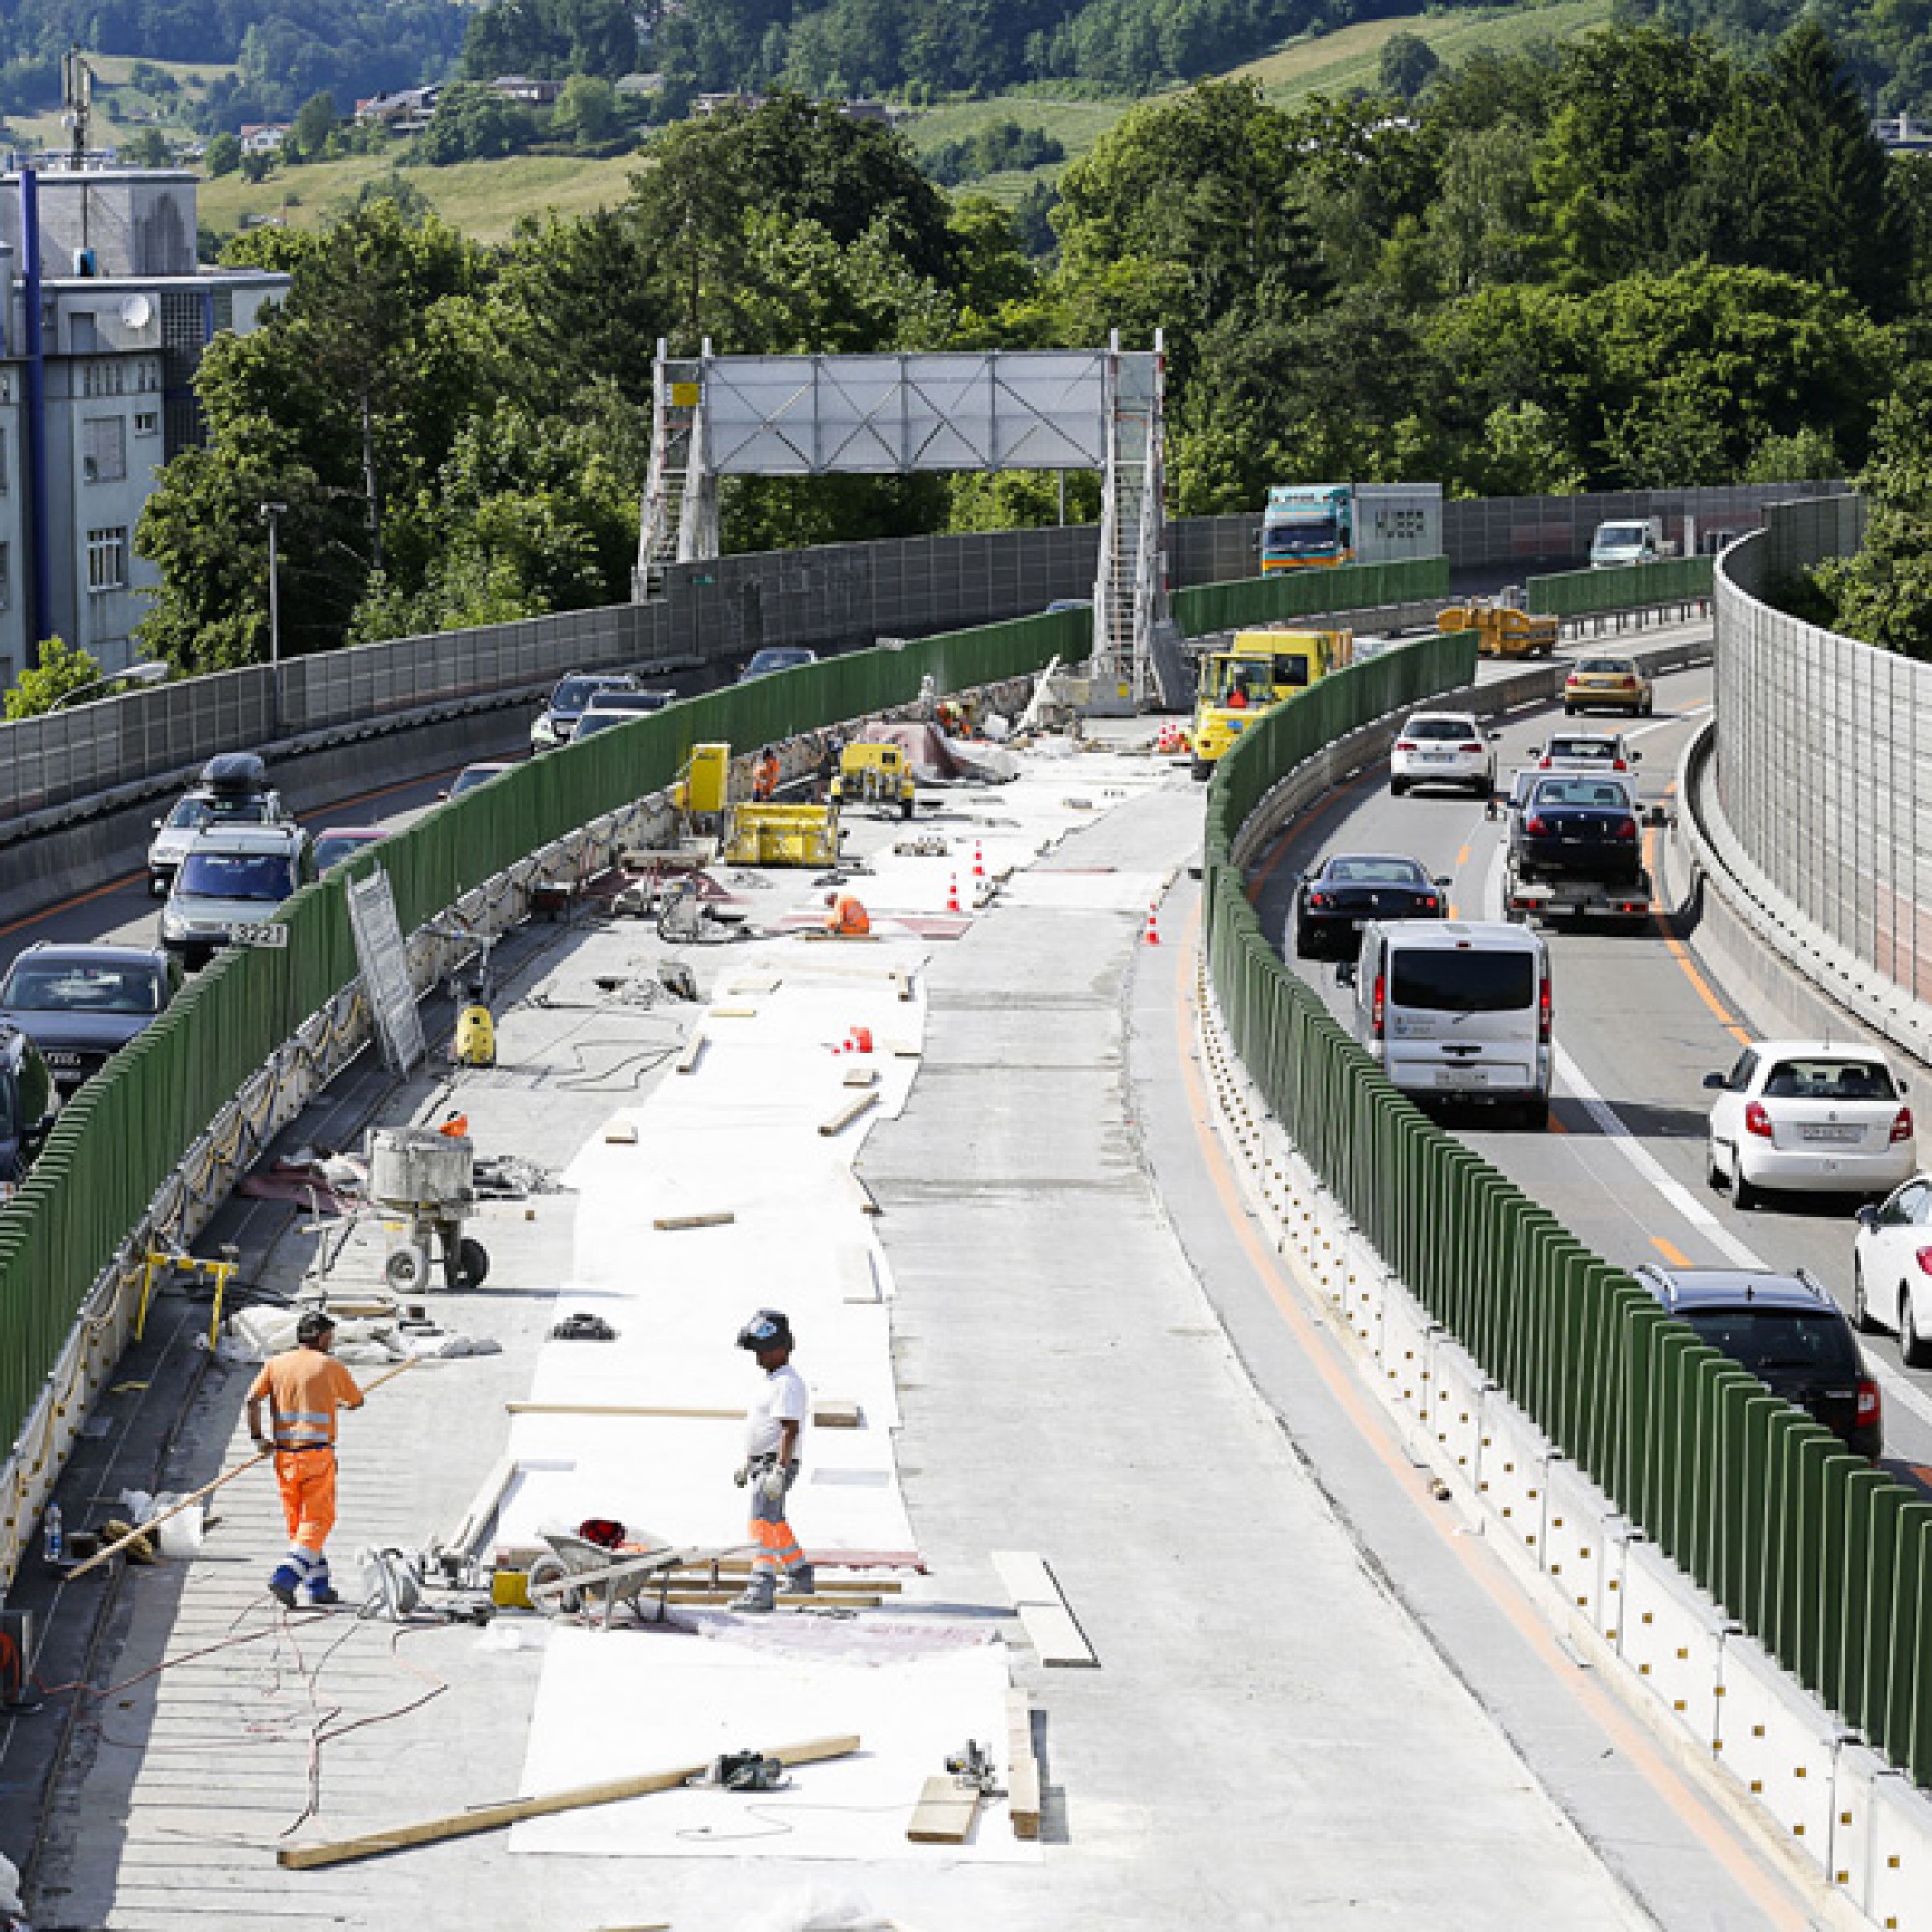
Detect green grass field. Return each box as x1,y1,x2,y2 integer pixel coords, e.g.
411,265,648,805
177,0,1612,242
198,148,650,244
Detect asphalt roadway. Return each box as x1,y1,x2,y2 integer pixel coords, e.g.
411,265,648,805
1244,658,1932,1491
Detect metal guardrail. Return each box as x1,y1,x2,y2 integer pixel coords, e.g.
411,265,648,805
1202,645,1932,1794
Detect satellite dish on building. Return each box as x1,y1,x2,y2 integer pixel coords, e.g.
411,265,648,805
120,294,153,329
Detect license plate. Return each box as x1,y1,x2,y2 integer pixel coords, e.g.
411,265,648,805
1436,1067,1487,1088
1420,753,1452,764
230,923,291,949
1800,1124,1861,1144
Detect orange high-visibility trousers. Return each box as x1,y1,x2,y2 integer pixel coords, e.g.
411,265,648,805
829,895,871,937
274,1449,338,1557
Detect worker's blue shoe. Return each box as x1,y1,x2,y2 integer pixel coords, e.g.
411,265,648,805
730,1588,776,1614
307,1587,342,1606
267,1569,298,1609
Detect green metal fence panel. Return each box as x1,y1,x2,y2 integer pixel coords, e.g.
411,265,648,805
1174,557,1450,638
1526,555,1714,618
1200,624,1932,1791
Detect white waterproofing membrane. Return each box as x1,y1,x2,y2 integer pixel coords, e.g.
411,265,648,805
509,755,1167,1861
511,1635,1036,1862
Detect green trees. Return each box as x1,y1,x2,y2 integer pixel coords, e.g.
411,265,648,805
419,83,539,164
203,132,242,176
3,639,104,721
1378,31,1440,100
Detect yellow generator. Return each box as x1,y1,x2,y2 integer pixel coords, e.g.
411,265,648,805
1189,627,1354,780
1439,600,1558,658
724,802,840,867
673,743,732,820
831,742,916,820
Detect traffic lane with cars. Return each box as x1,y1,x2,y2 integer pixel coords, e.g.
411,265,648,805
1246,663,1932,1486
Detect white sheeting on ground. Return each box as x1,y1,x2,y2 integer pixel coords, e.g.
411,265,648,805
510,1634,1037,1863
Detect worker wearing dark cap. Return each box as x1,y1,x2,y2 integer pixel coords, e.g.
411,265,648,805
732,1309,813,1612
247,1310,364,1608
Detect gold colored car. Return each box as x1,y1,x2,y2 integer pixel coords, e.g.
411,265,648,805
1563,655,1653,717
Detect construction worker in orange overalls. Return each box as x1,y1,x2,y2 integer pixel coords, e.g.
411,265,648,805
823,889,871,937
439,1110,469,1139
753,746,781,801
730,1309,812,1612
247,1310,364,1607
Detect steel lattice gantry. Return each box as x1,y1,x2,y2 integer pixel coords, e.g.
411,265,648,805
634,339,1169,706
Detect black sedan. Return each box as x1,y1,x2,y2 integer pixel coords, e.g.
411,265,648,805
1510,776,1643,883
0,942,184,1094
1293,854,1448,960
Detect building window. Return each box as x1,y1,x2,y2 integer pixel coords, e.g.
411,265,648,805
134,411,159,438
83,416,127,484
86,527,128,593
0,543,11,611
0,424,8,487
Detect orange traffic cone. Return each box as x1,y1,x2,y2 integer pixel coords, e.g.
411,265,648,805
1144,901,1161,946
947,873,963,913
972,842,986,880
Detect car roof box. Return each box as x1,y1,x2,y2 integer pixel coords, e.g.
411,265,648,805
200,753,269,794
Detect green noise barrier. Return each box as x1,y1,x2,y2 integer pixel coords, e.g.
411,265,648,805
1202,644,1932,1791
0,556,1422,1522
1527,554,1714,619
1173,554,1448,636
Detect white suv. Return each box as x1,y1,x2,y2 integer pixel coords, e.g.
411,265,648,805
1389,712,1498,798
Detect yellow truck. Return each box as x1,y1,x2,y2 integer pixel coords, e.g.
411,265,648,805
1438,599,1559,659
1190,627,1354,780
829,741,917,819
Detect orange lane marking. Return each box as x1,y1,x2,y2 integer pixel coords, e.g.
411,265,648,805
1547,1107,1568,1135
1456,843,1471,867
1909,1465,1932,1494
0,869,141,938
1173,902,1811,1929
1651,1236,1692,1267
1245,774,1373,904
1645,808,1750,1048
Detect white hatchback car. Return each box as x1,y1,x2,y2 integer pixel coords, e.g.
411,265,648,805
1389,712,1499,798
1704,1040,1915,1210
1853,1176,1932,1365
1525,731,1641,776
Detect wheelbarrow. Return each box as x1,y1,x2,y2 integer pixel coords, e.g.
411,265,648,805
366,1125,490,1293
526,1528,688,1627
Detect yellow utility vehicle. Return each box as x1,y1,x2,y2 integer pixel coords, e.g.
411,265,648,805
830,741,917,819
1189,627,1354,780
1438,598,1559,659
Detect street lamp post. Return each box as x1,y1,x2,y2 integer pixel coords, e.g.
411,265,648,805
261,501,287,731
47,659,169,711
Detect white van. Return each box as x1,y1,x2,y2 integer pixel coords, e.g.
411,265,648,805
1346,919,1553,1129
1588,518,1664,569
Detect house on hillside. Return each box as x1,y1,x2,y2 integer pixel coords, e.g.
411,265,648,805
355,87,440,135
1875,114,1932,154
0,162,289,694
238,124,288,155
489,75,563,106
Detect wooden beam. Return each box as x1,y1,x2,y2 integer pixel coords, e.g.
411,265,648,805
278,1735,861,1869
907,1775,980,1845
820,1090,880,1137
652,1209,734,1231
673,1032,707,1075
1007,1688,1041,1841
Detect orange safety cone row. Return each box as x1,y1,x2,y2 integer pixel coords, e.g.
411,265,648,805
1144,900,1162,946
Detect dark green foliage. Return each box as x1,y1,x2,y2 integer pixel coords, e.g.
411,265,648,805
923,119,1065,186
418,82,540,164
461,0,639,81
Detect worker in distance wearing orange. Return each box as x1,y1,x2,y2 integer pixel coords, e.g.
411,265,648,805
753,746,781,801
247,1310,364,1608
823,888,871,937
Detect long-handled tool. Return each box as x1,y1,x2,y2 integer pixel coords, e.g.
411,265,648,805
61,1356,421,1583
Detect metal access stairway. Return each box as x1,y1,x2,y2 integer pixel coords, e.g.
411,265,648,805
1089,333,1173,712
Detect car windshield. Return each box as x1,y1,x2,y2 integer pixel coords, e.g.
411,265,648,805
552,678,620,714
1264,516,1339,555
1328,858,1428,886
1577,661,1635,676
1597,525,1647,546
168,794,269,831
177,852,295,902
1682,1307,1860,1378
316,835,380,871
450,767,506,798
746,650,813,675
574,711,629,739
1406,718,1475,741
1389,950,1534,1012
1546,738,1615,761
1533,780,1628,809
0,959,162,1014
1761,1058,1897,1102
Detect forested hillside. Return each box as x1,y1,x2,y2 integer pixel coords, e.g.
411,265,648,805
141,23,1932,673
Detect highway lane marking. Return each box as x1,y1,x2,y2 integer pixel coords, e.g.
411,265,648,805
0,869,140,939
1644,805,1750,1048
1650,1236,1692,1267
1625,702,1710,745
1244,771,1377,903
1168,895,1817,1931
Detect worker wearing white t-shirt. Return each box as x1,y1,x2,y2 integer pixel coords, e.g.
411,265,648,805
732,1309,813,1612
